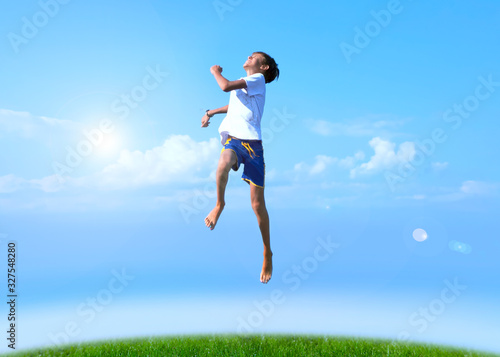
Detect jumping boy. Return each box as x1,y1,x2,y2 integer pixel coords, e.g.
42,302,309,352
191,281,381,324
201,52,279,284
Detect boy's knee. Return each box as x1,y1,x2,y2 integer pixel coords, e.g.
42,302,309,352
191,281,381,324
251,199,266,214
220,151,236,169
217,161,234,176
217,160,231,172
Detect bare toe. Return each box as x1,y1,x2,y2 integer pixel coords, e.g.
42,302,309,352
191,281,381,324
260,253,273,284
204,205,224,230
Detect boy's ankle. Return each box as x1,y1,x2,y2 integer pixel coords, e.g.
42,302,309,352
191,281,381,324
216,201,225,209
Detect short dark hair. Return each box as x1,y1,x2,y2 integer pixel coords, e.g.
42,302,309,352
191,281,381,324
255,51,279,84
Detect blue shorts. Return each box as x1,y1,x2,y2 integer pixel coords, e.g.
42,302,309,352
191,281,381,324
222,137,265,187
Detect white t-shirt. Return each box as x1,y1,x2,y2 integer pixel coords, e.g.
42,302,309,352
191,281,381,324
218,73,266,145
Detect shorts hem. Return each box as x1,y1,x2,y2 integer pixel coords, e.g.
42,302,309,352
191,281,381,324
242,178,264,188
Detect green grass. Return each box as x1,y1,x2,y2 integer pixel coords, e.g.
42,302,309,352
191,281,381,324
5,334,499,357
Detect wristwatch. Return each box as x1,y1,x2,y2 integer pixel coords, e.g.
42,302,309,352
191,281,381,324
206,109,213,118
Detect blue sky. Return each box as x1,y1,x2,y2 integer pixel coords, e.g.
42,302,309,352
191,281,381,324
1,0,500,353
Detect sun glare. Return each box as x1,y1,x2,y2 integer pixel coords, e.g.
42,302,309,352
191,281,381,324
93,132,123,158
96,133,120,154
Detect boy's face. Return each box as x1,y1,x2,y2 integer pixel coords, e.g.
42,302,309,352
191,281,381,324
243,53,267,73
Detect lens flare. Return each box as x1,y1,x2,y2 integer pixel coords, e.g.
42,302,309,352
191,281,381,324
412,228,428,242
449,240,472,254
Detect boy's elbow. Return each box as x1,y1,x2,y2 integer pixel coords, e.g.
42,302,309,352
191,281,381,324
221,84,231,92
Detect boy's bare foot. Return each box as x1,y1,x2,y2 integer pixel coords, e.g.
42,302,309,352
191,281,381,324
204,204,224,230
260,251,273,284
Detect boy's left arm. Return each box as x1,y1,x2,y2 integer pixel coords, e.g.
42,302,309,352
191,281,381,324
211,65,247,92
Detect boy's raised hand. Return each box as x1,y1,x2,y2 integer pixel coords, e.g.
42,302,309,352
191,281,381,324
210,65,223,75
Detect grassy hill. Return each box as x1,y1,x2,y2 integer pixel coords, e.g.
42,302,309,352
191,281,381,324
5,334,499,356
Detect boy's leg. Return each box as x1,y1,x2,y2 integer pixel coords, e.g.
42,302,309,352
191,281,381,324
205,149,237,230
250,184,273,284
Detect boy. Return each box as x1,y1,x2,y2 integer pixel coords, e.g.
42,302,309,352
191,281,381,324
201,52,279,284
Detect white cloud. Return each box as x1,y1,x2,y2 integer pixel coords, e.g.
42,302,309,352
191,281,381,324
0,174,26,193
306,116,409,137
85,135,220,190
0,109,222,193
308,120,337,136
396,194,426,200
0,174,65,193
293,151,365,177
350,137,416,178
1,135,221,193
0,174,77,193
0,108,79,140
56,134,220,191
30,175,66,193
309,155,336,175
460,180,498,196
432,162,449,171
338,151,365,169
424,180,499,203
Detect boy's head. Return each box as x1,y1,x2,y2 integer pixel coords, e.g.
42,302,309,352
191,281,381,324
243,52,279,84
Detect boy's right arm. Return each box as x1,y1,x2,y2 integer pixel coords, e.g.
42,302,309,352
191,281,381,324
201,105,229,128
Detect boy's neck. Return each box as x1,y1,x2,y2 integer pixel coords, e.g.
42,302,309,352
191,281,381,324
245,69,262,77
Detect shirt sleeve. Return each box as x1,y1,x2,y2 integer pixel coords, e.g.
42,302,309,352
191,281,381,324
243,73,265,97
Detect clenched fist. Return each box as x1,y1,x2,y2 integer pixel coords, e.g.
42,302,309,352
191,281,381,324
210,65,223,75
